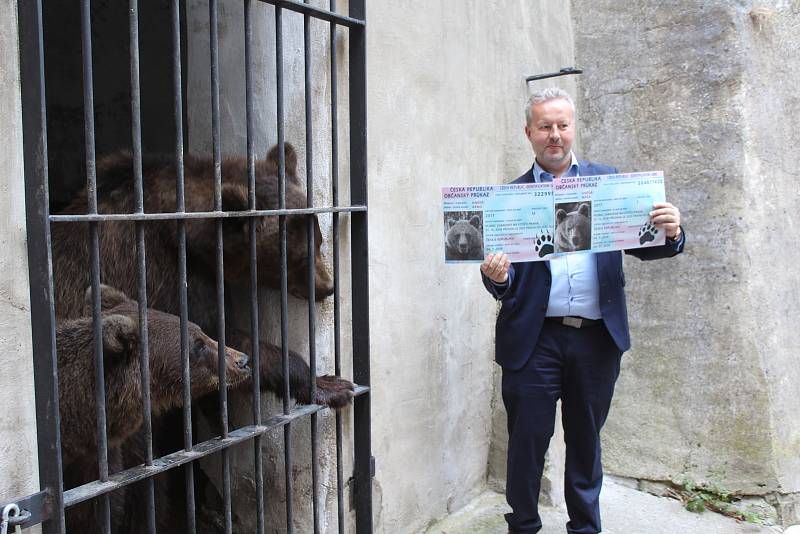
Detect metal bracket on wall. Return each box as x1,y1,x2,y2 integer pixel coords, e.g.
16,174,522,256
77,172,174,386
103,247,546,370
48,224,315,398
525,67,583,83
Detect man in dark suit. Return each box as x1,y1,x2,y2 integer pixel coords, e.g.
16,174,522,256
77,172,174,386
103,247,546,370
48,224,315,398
481,88,684,534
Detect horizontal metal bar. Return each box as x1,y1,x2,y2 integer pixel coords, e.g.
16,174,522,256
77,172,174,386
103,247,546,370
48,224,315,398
525,67,583,83
49,205,366,223
0,490,52,530
256,0,364,27
62,386,368,508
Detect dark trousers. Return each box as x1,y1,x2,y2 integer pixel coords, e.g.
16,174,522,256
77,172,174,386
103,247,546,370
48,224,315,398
502,320,622,534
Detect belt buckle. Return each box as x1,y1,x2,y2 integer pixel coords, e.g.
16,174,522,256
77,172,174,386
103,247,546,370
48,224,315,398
563,316,582,328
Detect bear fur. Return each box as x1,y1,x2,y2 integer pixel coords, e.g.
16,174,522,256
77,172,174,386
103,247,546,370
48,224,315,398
445,215,484,260
52,143,332,324
59,285,250,533
554,203,592,253
51,143,352,408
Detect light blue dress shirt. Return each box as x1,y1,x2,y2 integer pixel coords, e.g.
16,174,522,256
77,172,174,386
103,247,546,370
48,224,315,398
533,156,602,320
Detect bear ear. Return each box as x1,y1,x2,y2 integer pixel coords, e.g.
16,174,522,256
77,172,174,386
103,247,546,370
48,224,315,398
101,314,138,355
469,215,481,229
265,142,298,178
84,284,132,315
577,203,590,217
221,183,249,213
447,217,456,229
556,208,567,224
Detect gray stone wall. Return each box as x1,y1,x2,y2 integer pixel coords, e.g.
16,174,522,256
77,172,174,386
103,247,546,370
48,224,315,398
572,0,800,523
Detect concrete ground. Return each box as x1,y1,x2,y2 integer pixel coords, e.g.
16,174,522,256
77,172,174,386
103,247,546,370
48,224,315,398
425,477,783,534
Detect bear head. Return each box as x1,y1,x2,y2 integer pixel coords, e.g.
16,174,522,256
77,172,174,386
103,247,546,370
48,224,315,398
445,215,484,260
83,284,251,414
554,203,591,252
202,143,334,302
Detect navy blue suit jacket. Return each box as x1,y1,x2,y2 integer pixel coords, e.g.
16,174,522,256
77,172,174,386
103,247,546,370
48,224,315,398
482,160,685,371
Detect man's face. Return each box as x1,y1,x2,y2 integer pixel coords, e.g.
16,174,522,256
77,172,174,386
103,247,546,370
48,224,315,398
524,98,576,176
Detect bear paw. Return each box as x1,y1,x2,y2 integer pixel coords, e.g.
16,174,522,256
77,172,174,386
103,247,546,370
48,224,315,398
315,375,355,409
638,222,658,245
534,232,554,258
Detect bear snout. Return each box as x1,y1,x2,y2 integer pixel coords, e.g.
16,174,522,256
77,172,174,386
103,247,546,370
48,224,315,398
225,347,251,385
458,234,471,252
235,351,250,370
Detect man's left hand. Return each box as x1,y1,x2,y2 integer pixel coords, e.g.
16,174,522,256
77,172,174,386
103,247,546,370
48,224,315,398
650,202,681,240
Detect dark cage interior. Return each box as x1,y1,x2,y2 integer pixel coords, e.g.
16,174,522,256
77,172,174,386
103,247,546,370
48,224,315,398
44,0,185,211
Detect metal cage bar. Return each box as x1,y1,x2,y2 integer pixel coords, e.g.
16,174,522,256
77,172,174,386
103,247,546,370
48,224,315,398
243,2,267,534
59,396,365,508
50,205,366,222
349,1,373,532
208,1,235,533
19,0,65,531
329,1,346,531
170,0,198,532
80,0,112,531
275,5,296,532
128,1,159,531
257,0,363,27
302,3,321,533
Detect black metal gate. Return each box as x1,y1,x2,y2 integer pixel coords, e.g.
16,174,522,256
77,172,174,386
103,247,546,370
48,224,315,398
5,0,371,532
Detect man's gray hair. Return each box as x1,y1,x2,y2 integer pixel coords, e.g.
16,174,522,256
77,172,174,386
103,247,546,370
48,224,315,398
525,88,575,126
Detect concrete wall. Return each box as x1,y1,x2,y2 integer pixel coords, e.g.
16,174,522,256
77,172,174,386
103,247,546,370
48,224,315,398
572,0,800,523
0,0,41,514
366,1,575,531
741,2,800,505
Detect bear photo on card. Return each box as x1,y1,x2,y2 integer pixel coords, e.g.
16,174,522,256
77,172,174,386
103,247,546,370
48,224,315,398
554,201,592,253
444,210,485,262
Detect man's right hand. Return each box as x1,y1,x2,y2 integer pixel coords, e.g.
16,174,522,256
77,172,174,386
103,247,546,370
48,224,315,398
480,252,510,284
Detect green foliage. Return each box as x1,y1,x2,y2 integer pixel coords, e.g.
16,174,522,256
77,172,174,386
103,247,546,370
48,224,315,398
676,480,764,525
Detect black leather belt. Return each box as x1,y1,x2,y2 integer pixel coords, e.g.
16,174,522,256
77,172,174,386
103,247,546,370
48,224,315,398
546,316,603,328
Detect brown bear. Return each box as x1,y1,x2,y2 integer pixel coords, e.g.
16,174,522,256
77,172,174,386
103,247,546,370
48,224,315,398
554,202,592,253
50,143,352,408
58,285,250,533
445,213,484,261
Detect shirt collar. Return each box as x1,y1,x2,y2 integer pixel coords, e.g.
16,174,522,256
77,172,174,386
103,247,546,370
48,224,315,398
532,153,579,182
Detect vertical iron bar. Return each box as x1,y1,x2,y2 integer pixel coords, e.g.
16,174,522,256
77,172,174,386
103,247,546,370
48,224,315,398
81,0,111,531
209,1,233,532
349,1,372,532
171,0,197,531
244,1,266,533
275,5,294,533
128,1,157,532
19,1,65,532
303,3,320,534
329,1,345,531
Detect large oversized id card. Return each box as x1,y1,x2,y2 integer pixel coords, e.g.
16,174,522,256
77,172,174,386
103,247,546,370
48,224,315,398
551,171,666,256
441,171,667,263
